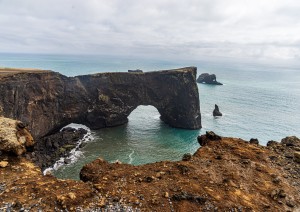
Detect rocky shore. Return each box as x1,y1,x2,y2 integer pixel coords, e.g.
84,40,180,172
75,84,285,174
30,127,88,170
1,118,299,211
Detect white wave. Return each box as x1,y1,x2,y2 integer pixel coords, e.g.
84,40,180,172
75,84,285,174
153,115,160,120
43,123,94,175
128,149,135,164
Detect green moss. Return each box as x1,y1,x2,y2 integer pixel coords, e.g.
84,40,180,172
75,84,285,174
63,144,76,151
58,147,66,154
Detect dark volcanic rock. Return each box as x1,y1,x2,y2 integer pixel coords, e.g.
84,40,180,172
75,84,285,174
172,192,207,204
182,153,192,161
267,140,279,147
213,104,222,116
249,138,259,145
197,73,223,85
32,128,87,169
281,136,300,147
0,67,201,138
197,131,222,146
128,69,143,73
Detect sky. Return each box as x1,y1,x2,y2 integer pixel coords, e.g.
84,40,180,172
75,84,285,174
1,0,300,61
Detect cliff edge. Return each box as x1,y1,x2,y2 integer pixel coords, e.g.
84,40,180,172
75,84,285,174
1,122,299,211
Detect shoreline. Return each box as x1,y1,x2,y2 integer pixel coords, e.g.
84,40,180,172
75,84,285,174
42,123,94,176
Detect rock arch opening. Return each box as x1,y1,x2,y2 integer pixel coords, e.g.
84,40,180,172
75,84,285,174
127,105,163,130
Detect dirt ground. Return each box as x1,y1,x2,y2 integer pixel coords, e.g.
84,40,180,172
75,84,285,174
1,133,300,211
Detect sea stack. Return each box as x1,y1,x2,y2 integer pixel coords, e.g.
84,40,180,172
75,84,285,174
213,104,222,116
197,73,223,85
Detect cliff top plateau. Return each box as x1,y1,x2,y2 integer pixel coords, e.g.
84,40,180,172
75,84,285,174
0,118,299,211
0,67,50,77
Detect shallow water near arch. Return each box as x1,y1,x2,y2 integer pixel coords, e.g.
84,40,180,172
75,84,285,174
53,106,201,180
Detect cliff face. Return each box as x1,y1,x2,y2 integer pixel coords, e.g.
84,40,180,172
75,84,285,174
0,67,201,138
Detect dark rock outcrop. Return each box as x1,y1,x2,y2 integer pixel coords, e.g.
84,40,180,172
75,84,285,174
0,67,201,138
213,104,222,116
197,131,222,146
249,138,259,145
31,127,87,170
182,153,192,161
197,73,223,85
128,69,143,73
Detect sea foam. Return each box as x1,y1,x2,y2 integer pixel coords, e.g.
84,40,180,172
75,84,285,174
43,123,94,175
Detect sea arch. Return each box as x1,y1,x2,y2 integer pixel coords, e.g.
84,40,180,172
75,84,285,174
0,67,201,138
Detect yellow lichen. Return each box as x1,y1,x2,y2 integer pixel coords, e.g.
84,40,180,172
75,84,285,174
98,94,110,103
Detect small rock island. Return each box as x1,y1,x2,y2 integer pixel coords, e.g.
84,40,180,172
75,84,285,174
197,73,223,85
213,104,222,116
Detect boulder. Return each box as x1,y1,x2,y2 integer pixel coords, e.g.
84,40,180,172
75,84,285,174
197,73,223,85
281,136,300,147
213,104,222,117
197,131,221,146
182,153,192,161
249,138,259,145
0,117,34,155
267,140,279,147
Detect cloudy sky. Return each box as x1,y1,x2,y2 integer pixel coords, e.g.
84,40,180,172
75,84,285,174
1,0,300,61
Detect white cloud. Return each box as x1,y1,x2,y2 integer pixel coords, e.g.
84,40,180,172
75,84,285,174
0,0,300,61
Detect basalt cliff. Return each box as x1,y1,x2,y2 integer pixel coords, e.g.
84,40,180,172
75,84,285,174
0,67,201,138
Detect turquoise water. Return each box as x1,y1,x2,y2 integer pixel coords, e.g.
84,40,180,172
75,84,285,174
1,53,300,179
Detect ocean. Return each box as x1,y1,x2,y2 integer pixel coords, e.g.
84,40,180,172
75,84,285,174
1,53,300,179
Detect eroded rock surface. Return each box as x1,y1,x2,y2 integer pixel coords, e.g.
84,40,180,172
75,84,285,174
31,127,88,170
0,117,34,155
0,67,201,138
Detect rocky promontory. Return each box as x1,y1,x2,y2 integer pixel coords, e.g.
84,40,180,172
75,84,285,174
0,67,201,138
1,121,299,211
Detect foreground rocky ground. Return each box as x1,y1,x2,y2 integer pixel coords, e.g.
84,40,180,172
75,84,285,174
1,123,300,211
